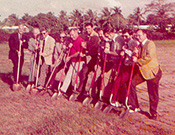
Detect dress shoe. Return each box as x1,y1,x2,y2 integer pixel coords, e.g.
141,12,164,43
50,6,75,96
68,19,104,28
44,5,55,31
150,114,157,120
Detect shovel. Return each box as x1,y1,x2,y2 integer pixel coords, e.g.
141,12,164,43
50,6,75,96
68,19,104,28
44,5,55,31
30,40,44,95
103,56,123,113
69,47,83,101
94,52,107,110
12,40,23,91
120,44,139,119
51,47,71,100
82,55,99,105
39,49,64,95
26,41,38,93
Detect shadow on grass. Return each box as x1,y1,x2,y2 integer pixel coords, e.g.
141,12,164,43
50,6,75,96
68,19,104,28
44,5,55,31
139,110,151,119
0,72,29,90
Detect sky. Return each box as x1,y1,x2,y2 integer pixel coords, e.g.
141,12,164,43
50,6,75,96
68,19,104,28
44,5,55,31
0,0,174,21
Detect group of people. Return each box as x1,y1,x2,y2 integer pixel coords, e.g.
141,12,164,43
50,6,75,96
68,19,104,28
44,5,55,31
8,23,162,120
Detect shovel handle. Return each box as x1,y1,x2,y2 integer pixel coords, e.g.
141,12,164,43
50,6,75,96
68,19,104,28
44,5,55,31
45,49,64,87
57,48,71,91
125,44,139,107
109,56,123,103
99,53,107,99
16,40,23,84
74,47,84,90
35,40,44,87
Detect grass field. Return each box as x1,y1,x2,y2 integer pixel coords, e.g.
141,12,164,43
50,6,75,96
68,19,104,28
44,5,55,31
0,40,175,134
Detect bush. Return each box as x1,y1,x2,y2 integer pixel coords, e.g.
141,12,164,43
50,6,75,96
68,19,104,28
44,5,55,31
147,31,175,40
0,29,10,43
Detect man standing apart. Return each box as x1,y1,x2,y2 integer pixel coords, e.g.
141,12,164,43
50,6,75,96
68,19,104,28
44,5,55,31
9,24,28,87
129,29,162,120
37,28,55,89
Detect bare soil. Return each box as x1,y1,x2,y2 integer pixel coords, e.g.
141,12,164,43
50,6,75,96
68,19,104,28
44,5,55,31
0,41,175,135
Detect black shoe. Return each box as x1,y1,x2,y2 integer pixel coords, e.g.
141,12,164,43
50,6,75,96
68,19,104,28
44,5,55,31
149,114,157,120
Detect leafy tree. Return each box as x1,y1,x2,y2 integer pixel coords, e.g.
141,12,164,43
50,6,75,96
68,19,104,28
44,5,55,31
145,0,175,31
21,13,32,23
58,10,69,32
3,14,19,26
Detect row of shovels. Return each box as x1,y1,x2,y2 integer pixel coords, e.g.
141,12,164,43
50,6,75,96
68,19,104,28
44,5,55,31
13,40,139,118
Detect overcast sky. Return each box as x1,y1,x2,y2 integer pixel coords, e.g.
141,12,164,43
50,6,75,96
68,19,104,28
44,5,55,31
0,0,174,21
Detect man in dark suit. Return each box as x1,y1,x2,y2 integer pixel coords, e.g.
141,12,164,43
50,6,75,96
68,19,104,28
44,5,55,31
9,24,28,84
129,29,162,120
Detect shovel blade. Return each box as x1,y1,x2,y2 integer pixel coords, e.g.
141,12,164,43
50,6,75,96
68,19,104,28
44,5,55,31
103,105,113,113
119,109,129,119
26,84,32,93
69,93,78,101
83,97,93,106
94,101,103,110
31,88,39,95
12,83,22,91
51,92,58,100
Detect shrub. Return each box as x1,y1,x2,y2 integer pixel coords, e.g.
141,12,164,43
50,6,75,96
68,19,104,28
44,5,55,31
0,29,10,43
147,31,175,40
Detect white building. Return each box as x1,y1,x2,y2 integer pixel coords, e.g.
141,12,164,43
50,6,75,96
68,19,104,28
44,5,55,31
2,25,29,32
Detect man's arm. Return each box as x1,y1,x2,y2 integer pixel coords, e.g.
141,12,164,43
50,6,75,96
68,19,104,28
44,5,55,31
137,41,156,66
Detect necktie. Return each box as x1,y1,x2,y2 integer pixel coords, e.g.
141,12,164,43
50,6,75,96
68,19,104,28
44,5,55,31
110,40,115,52
42,39,45,52
138,43,142,58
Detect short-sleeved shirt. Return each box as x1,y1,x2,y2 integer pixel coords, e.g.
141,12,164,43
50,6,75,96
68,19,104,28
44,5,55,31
70,36,86,62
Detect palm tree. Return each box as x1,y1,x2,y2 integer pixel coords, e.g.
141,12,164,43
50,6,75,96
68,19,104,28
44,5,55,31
59,10,68,23
112,6,122,29
58,10,69,31
84,9,98,25
134,7,145,26
128,7,145,26
100,7,113,28
21,13,32,23
69,9,83,27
